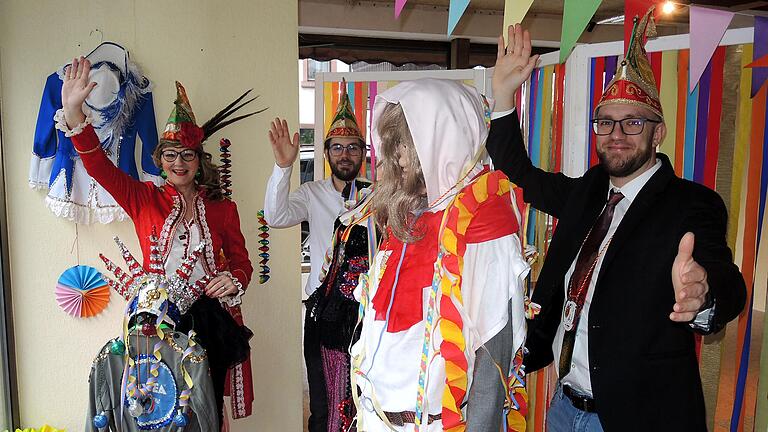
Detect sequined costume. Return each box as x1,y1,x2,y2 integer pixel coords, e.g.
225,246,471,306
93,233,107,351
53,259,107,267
307,180,374,431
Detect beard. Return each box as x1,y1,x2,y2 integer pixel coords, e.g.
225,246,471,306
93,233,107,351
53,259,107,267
329,157,362,182
596,140,654,178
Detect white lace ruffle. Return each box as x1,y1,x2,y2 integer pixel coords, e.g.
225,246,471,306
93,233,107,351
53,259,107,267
218,271,245,307
45,196,130,224
53,109,93,138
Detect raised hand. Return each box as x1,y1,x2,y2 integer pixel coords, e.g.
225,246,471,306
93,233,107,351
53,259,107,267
268,118,300,168
492,24,539,112
670,232,710,322
62,56,98,128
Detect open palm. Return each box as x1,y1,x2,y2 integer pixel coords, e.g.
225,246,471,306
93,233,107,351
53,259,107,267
61,56,97,124
268,118,300,168
492,24,539,112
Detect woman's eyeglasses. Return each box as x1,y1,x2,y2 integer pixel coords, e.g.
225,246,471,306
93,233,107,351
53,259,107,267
161,149,198,162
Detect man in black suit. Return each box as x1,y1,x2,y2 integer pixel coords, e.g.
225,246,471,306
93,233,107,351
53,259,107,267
485,17,746,432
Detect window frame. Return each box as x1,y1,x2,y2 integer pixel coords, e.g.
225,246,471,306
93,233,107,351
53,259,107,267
0,106,20,429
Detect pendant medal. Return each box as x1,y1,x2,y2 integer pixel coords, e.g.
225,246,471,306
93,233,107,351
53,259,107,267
563,299,578,331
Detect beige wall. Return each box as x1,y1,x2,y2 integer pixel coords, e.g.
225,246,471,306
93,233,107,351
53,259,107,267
0,1,301,430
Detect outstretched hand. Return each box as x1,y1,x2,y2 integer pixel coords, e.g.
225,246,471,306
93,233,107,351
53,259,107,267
492,24,539,112
268,118,300,168
62,56,98,128
670,232,710,322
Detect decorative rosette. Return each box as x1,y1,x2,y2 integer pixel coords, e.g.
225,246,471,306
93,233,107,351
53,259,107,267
56,265,110,318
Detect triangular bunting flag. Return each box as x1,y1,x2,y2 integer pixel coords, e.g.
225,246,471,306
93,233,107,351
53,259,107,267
689,6,734,92
560,0,603,63
395,0,408,19
746,54,768,69
624,0,658,54
502,0,535,45
448,0,471,36
751,16,768,97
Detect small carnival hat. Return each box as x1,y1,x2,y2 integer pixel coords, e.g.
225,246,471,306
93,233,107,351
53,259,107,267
324,79,364,146
595,7,663,119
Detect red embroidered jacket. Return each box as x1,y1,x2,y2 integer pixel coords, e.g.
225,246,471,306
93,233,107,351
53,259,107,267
71,124,253,287
72,124,255,418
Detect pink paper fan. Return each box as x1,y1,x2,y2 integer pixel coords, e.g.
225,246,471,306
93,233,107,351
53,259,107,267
56,265,110,318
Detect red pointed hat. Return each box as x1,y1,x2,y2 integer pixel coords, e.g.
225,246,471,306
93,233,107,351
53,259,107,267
160,82,266,150
596,7,663,120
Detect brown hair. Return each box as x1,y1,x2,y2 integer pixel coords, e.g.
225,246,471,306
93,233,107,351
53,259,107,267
153,141,225,201
370,103,427,243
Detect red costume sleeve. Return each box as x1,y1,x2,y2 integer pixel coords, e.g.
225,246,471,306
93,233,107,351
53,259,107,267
70,124,154,218
222,200,253,288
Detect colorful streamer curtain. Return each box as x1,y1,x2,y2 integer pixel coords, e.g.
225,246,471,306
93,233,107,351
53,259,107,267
517,63,567,431
524,45,767,432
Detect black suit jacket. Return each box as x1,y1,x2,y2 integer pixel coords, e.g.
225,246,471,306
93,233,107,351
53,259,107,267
486,112,746,431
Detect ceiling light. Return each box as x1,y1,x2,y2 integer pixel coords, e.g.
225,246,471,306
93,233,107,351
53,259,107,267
662,1,677,14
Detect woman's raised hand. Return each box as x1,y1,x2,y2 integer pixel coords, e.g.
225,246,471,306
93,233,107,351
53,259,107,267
61,56,98,128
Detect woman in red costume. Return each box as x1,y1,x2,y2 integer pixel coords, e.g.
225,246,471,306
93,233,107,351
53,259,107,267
60,56,258,429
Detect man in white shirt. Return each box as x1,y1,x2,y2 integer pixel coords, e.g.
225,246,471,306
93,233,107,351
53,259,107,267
486,18,745,432
264,90,366,432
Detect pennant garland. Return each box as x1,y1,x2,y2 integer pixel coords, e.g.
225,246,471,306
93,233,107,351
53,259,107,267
395,0,408,18
746,54,768,69
751,16,768,97
503,0,535,44
689,6,734,92
257,210,270,284
559,0,603,63
447,0,471,36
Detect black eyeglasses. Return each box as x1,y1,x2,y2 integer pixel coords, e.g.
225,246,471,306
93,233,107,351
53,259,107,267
591,118,661,136
161,149,198,162
328,143,365,157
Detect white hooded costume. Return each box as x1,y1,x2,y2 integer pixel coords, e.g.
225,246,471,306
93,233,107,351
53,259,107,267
351,79,530,431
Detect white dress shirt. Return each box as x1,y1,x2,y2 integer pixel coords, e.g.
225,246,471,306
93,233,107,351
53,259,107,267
263,163,345,295
554,160,663,396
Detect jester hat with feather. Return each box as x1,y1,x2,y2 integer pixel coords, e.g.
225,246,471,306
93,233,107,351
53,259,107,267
161,81,266,151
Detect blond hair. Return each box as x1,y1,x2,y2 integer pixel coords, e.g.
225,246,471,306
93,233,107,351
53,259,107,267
371,103,427,243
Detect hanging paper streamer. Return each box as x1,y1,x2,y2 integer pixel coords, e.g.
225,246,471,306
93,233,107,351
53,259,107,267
56,265,110,318
751,17,768,97
746,54,768,69
502,0,534,44
559,0,602,63
447,0,471,36
395,0,408,18
257,210,270,284
689,6,734,92
219,138,233,197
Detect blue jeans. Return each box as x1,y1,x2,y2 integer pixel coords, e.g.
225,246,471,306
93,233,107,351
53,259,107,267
546,384,604,432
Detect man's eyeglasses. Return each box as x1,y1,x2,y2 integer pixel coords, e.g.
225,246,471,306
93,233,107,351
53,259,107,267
328,143,365,157
591,118,661,136
161,149,199,162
